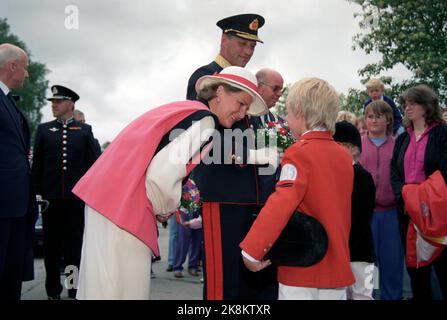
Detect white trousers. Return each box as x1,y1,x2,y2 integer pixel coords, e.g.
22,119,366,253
278,283,347,300
76,206,152,300
347,262,375,300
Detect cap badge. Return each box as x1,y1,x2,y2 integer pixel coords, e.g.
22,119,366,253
52,87,58,94
249,19,259,31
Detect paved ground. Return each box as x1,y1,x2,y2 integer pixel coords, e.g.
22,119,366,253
21,221,417,300
21,223,203,300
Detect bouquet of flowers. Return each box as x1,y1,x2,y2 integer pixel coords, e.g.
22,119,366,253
257,120,296,151
177,178,202,223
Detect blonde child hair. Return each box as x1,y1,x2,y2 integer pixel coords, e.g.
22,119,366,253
286,77,339,133
337,110,357,125
365,78,384,91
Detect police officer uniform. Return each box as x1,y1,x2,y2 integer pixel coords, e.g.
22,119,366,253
32,85,99,299
187,14,277,300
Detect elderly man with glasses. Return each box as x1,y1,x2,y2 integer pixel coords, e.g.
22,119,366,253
255,68,284,127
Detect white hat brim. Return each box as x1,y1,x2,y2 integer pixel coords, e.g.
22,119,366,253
195,75,268,116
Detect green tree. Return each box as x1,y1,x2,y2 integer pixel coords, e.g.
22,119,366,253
339,76,399,115
349,0,447,104
272,84,289,119
0,18,49,137
339,88,368,116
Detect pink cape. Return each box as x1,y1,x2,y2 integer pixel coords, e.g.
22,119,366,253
73,101,211,256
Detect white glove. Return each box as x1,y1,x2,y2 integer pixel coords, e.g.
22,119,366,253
183,216,203,229
248,147,280,171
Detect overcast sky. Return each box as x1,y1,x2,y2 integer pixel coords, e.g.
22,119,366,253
2,0,411,144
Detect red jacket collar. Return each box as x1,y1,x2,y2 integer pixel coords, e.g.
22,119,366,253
300,130,333,141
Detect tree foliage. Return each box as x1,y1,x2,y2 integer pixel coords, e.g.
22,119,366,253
0,18,49,137
272,85,289,119
349,0,447,104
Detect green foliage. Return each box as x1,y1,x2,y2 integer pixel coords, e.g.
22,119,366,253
349,0,447,104
339,77,404,115
272,85,289,118
0,18,49,137
339,88,368,115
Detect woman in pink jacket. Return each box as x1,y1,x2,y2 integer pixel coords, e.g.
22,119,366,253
72,67,274,299
391,85,447,300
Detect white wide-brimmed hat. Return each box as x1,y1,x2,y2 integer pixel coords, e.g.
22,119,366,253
195,66,268,116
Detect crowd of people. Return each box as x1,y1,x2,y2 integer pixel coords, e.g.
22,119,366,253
1,12,447,301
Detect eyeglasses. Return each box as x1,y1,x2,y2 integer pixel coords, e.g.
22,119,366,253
259,82,284,94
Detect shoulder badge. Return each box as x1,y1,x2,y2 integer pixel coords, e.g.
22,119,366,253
279,163,298,181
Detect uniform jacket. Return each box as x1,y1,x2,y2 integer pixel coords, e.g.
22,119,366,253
0,90,34,218
73,101,214,256
194,117,262,204
187,61,223,100
240,131,355,288
32,118,99,199
188,57,264,203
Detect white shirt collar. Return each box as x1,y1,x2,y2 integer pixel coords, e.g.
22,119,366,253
301,127,327,136
0,81,10,96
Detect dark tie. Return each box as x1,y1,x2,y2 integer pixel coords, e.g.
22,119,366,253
264,114,269,125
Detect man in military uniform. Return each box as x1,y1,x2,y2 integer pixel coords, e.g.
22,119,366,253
32,85,99,299
186,13,265,100
187,14,279,300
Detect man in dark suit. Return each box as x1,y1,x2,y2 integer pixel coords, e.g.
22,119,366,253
0,43,37,300
252,68,284,127
32,85,99,299
251,68,285,204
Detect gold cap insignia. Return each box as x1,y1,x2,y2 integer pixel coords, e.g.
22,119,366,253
249,19,259,31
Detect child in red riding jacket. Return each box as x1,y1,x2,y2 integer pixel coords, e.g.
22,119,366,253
240,77,355,300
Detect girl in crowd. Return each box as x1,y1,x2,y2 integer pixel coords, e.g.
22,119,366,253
360,100,404,300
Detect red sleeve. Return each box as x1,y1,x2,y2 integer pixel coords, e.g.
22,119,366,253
240,147,308,260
